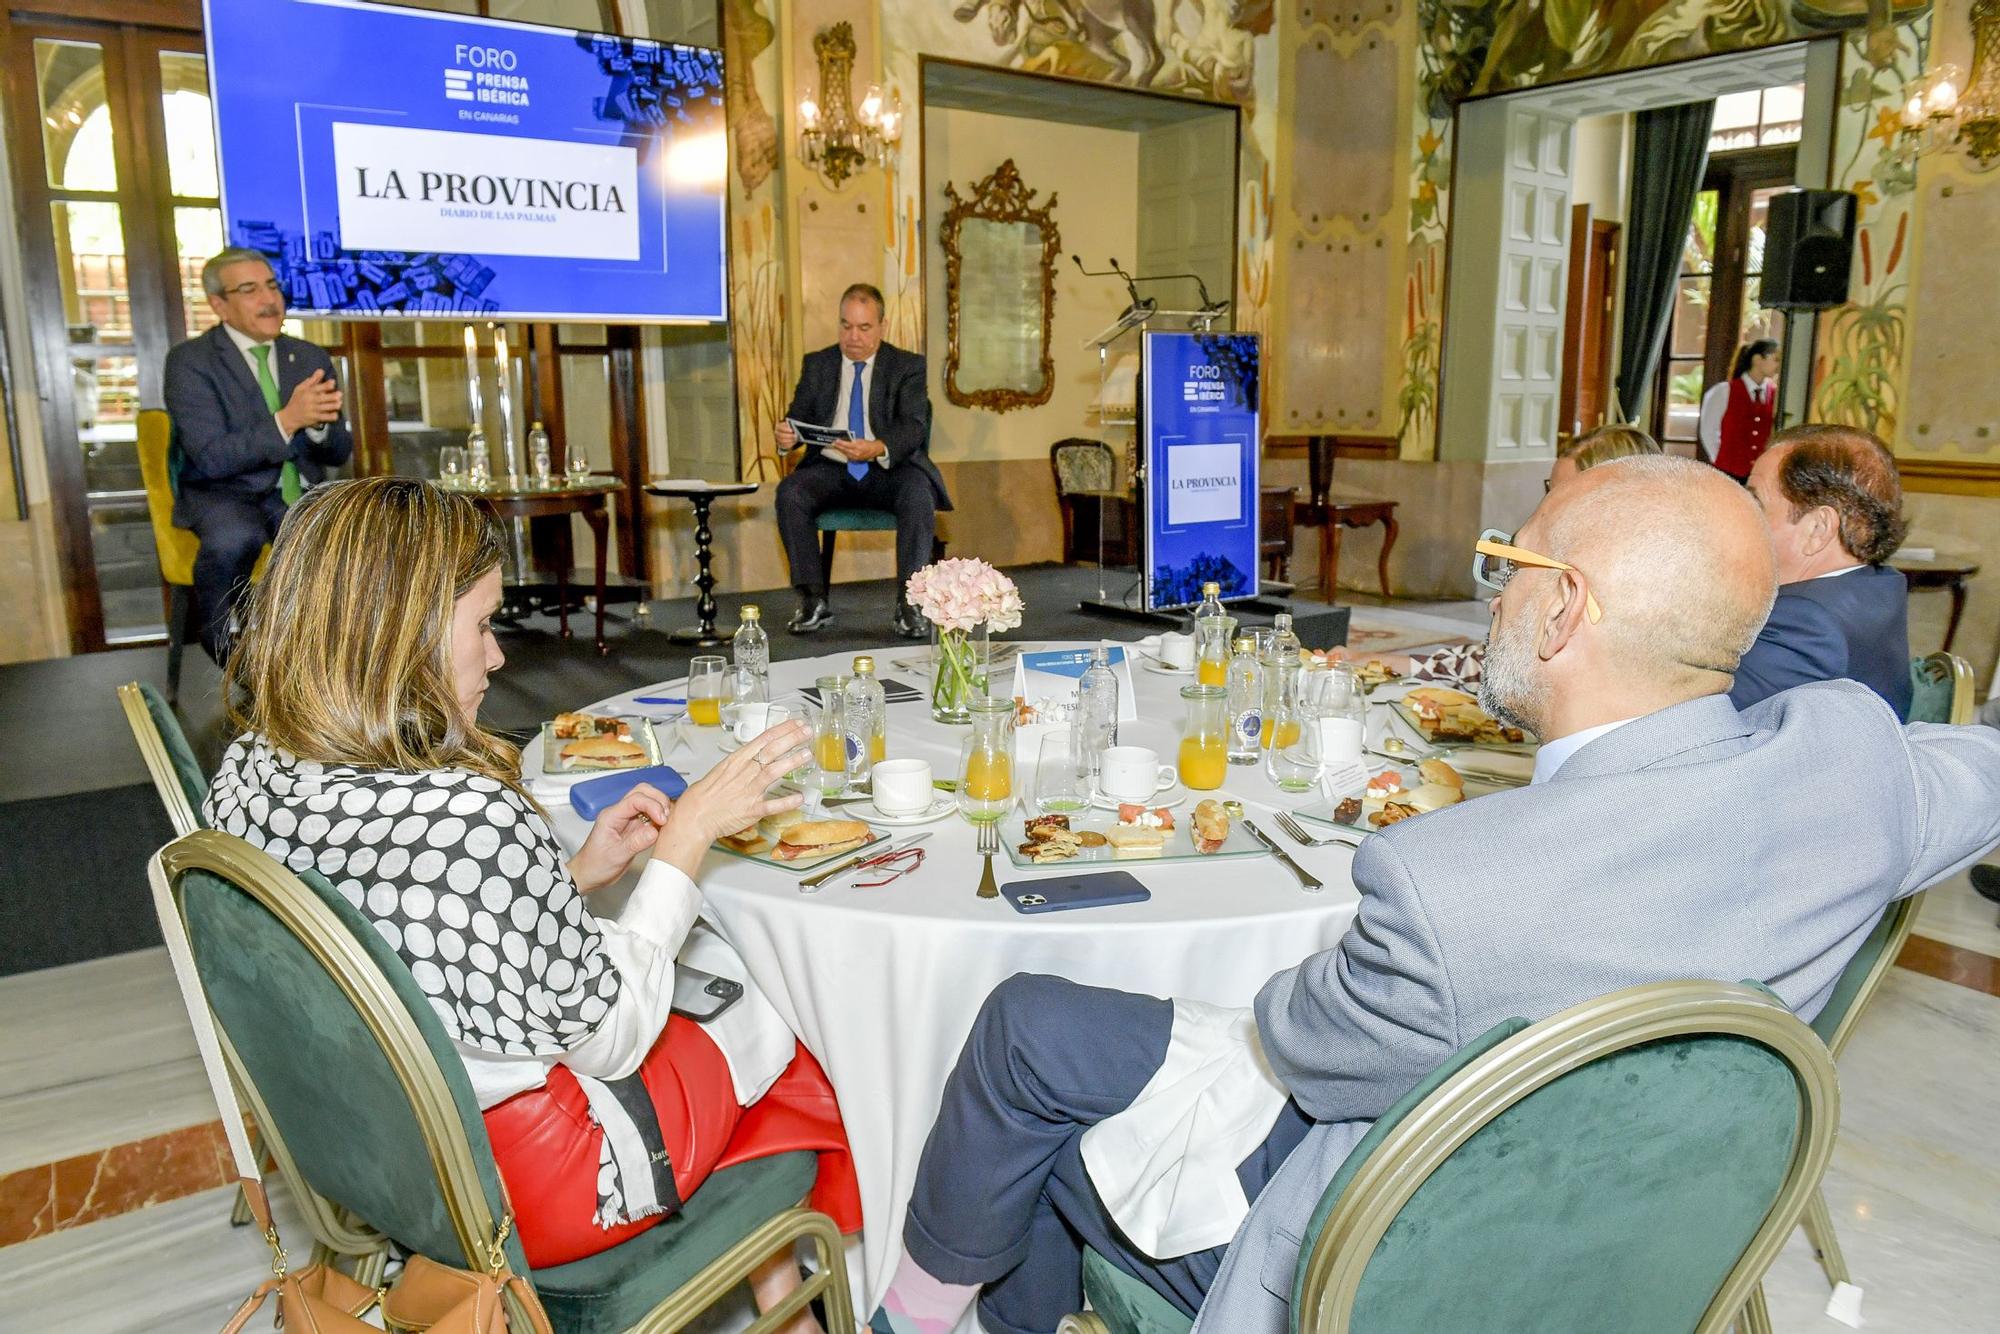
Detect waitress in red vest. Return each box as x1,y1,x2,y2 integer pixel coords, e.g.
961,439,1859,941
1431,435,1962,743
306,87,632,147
1699,338,1780,480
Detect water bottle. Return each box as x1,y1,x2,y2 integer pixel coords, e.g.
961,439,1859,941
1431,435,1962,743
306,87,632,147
1268,611,1302,664
1191,580,1226,634
843,657,887,778
732,605,770,687
528,420,551,484
1077,645,1120,781
1226,635,1263,765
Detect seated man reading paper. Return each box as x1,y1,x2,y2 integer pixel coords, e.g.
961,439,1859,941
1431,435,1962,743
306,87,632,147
773,282,950,640
861,456,2000,1334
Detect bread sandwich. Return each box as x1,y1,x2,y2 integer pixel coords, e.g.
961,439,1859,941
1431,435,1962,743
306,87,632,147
560,735,647,770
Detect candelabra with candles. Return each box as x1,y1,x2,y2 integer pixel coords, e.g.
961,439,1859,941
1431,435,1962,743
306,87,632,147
796,22,901,187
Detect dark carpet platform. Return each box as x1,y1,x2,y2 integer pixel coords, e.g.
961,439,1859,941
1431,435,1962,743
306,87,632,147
0,565,1345,974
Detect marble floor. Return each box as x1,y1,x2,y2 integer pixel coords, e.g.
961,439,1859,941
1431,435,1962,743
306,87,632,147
0,948,1993,1330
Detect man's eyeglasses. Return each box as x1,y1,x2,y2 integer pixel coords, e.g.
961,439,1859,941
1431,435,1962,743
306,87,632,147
220,278,282,298
853,845,925,888
1472,528,1604,623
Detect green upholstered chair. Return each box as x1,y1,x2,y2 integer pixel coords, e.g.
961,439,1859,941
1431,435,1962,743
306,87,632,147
152,830,853,1334
1907,651,1976,724
814,510,946,602
1787,889,1926,1293
1060,980,1839,1334
118,681,387,1270
118,681,207,838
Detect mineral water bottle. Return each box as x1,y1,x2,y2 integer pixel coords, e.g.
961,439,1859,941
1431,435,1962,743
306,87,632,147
1191,580,1226,634
1077,645,1120,781
528,420,551,484
732,605,769,687
1269,611,1302,664
843,656,887,777
1226,635,1263,765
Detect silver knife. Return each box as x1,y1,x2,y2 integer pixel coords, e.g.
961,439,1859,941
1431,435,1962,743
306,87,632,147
1241,818,1323,894
798,832,931,892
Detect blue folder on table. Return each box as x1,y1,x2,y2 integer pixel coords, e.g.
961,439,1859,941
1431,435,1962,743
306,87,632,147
569,765,687,821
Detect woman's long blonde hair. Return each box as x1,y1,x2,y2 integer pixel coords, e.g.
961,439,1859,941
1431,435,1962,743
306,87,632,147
227,477,520,786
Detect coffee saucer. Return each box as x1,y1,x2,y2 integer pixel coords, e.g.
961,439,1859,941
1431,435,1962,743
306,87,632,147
1088,786,1188,812
849,796,956,826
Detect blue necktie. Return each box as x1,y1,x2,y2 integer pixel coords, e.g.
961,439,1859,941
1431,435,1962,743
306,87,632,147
845,361,869,481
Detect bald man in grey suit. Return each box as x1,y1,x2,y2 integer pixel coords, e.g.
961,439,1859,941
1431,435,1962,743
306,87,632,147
858,457,2000,1334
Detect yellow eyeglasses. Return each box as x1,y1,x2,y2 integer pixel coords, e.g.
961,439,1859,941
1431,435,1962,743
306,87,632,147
1472,529,1604,623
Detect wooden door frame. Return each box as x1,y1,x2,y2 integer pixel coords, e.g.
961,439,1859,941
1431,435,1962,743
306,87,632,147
1557,202,1620,443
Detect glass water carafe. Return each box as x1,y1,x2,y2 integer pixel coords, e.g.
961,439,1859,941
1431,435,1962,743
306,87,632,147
958,696,1017,824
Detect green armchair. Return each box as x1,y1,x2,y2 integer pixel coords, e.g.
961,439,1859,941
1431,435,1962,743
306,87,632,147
152,830,853,1334
1062,980,1839,1334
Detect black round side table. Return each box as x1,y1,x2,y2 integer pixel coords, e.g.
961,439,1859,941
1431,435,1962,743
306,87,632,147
644,479,761,646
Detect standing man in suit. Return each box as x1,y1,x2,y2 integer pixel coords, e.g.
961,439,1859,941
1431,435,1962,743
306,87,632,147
1731,423,1911,718
164,248,351,663
853,456,2000,1334
773,283,948,638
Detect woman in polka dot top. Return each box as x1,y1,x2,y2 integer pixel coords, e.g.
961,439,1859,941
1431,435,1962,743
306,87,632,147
206,478,856,1322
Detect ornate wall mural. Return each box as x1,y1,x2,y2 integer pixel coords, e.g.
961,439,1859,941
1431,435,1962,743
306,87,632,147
721,0,789,481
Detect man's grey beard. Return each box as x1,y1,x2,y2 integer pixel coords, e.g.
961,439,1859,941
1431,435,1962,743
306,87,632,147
1478,605,1548,735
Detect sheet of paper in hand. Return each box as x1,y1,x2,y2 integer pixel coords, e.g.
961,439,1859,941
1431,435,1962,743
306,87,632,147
788,419,854,464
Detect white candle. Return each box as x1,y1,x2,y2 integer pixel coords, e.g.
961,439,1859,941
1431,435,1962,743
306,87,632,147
462,323,483,425
491,324,520,485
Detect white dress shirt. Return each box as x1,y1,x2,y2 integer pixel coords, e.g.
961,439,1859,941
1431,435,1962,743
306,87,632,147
826,353,891,468
221,321,328,447
1697,374,1772,455
1531,716,1638,785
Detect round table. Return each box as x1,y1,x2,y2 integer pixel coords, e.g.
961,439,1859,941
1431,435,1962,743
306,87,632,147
1890,549,1981,654
643,480,762,647
531,643,1381,1314
463,477,621,654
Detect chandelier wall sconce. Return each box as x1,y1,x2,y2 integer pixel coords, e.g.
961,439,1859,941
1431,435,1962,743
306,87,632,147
797,22,902,187
1895,0,2000,170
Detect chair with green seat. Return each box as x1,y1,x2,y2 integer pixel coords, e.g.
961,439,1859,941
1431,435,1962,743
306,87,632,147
1787,888,1926,1295
1907,651,1976,724
137,409,268,702
814,511,946,603
152,829,853,1334
1061,979,1838,1334
117,681,391,1275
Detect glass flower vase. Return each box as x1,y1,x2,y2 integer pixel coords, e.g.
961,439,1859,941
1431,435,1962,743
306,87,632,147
930,621,993,724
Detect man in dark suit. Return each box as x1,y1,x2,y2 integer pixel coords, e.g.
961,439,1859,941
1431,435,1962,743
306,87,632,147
1731,423,1911,717
774,283,948,638
164,247,351,663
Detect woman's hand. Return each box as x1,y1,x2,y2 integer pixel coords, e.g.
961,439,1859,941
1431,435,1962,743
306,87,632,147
651,721,813,880
567,783,673,894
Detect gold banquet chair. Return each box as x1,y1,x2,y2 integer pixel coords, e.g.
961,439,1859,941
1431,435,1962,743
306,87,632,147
1061,981,1839,1334
153,829,854,1333
1907,651,1976,725
119,681,390,1281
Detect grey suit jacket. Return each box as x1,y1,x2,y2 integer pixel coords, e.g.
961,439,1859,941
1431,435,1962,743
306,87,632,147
1193,681,2000,1331
163,325,353,527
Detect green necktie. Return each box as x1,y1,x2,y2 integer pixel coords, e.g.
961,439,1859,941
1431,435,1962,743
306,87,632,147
253,344,302,504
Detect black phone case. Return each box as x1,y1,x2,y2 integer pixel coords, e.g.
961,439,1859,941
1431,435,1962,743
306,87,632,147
1003,871,1152,915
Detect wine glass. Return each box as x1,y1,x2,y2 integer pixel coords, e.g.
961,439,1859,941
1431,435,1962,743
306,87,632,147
1034,729,1089,814
438,446,466,488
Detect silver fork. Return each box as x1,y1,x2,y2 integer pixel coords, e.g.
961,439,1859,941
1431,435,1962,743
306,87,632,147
976,820,1000,899
1275,810,1365,848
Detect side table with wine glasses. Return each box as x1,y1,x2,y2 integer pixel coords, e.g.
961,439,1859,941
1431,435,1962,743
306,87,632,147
453,473,624,654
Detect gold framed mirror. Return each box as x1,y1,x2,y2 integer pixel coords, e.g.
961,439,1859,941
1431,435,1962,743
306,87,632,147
942,159,1061,413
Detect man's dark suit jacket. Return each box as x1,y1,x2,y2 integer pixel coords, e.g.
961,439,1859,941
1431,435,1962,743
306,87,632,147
784,341,951,510
1729,563,1912,718
163,325,353,527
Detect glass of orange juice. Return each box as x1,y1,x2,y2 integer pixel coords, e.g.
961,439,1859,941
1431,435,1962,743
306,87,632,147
688,656,725,726
1177,685,1229,790
1195,616,1236,688
957,697,1016,824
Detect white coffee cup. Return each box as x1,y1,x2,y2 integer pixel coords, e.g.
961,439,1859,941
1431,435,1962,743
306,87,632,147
1158,632,1195,669
731,702,793,743
871,758,935,815
1098,746,1177,802
1314,716,1365,767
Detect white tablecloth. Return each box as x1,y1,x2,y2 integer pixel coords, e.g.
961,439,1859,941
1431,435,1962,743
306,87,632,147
532,641,1377,1316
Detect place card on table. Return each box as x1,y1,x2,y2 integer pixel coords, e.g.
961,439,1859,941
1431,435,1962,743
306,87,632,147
1013,647,1138,724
